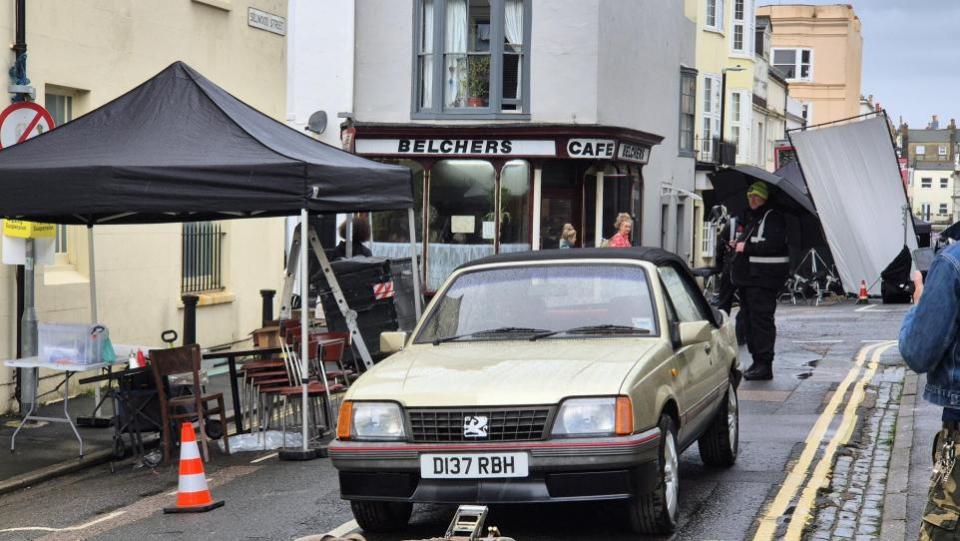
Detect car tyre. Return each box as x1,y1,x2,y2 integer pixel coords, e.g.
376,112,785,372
627,414,679,535
350,500,413,533
698,377,739,467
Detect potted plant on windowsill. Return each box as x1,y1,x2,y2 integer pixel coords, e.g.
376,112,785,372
465,56,490,108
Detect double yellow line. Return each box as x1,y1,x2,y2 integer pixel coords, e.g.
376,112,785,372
753,340,898,541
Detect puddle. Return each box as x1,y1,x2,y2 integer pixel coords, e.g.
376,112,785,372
795,372,813,380
805,360,820,368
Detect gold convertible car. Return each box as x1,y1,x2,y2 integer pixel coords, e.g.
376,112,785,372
330,247,741,535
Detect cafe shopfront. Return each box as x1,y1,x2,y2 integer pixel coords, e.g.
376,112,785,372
351,124,662,291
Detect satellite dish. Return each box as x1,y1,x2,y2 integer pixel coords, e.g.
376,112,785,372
306,110,327,134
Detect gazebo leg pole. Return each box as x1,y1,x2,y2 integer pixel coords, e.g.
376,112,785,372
408,208,422,319
77,226,110,428
280,208,319,461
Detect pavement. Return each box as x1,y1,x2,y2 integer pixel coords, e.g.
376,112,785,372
0,367,234,494
0,301,944,540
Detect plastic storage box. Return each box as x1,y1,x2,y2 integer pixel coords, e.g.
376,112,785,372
39,323,106,365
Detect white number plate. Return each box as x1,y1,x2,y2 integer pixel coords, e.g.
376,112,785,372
420,453,529,479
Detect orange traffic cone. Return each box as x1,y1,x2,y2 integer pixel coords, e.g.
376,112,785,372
857,280,869,305
164,423,224,514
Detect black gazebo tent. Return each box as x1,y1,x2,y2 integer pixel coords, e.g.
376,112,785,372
0,61,415,457
0,61,412,223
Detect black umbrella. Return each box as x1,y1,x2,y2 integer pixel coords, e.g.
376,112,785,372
705,164,830,276
708,164,818,216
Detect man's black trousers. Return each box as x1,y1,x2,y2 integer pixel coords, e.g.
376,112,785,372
738,285,778,365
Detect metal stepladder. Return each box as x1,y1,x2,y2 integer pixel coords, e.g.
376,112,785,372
277,213,423,371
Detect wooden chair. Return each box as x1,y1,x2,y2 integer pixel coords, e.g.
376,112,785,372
150,344,230,464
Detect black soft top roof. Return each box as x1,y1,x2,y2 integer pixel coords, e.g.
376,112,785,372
459,247,689,270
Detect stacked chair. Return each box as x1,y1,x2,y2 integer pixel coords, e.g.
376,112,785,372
238,320,353,447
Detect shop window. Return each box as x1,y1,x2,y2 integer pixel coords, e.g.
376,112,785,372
370,160,425,262
427,160,495,289
498,160,531,250
540,162,583,250
414,0,530,118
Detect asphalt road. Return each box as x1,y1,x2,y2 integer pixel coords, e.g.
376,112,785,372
0,302,910,541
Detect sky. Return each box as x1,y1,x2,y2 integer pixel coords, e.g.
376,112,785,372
760,0,959,128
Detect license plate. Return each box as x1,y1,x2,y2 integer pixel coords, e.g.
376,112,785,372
420,453,529,479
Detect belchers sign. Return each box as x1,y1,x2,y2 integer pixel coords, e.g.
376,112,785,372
354,138,556,157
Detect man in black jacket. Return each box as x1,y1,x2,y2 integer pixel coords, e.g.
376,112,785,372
731,181,790,380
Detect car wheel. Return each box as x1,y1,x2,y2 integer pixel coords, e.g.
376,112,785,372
627,414,679,535
698,377,739,467
350,500,413,533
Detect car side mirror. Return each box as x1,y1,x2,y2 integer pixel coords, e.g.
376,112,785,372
380,331,408,354
678,321,712,347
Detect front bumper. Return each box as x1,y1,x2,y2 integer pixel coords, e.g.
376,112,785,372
329,428,661,503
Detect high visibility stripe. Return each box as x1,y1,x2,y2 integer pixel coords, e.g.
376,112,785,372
179,457,205,476
177,473,211,494
749,256,789,264
176,488,215,508
179,441,201,460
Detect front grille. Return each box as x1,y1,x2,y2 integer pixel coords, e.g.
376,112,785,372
407,407,553,442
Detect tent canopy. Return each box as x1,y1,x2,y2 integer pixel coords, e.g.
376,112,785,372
0,61,413,225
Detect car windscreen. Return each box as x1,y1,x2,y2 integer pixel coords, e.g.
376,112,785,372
415,263,658,343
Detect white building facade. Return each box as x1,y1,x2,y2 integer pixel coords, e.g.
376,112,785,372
290,1,697,290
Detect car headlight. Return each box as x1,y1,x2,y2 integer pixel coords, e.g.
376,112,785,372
551,396,633,437
336,401,406,441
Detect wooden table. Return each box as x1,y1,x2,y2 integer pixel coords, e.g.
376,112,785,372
202,345,282,434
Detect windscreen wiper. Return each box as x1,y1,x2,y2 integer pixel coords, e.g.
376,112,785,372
432,326,553,346
531,324,651,341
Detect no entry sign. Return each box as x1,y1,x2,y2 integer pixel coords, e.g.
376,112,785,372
0,101,55,149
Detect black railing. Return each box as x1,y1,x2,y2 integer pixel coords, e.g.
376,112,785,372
181,222,225,293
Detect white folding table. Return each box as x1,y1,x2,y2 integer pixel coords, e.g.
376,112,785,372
4,358,109,457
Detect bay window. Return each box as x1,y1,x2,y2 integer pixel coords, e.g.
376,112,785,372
415,0,530,118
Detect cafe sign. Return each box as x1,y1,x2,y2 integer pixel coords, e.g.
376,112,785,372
617,141,651,165
566,138,616,159
355,138,557,157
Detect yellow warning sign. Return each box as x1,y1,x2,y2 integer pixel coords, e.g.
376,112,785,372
3,220,56,239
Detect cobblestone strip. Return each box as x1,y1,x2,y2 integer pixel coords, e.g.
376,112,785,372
806,367,905,540
880,371,919,541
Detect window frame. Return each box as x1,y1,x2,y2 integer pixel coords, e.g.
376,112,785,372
45,92,75,263
729,89,750,163
700,73,722,161
941,177,950,189
705,0,724,33
730,0,754,56
412,0,532,120
916,145,926,156
772,47,813,82
940,203,949,216
921,177,932,188
939,145,948,156
679,67,697,157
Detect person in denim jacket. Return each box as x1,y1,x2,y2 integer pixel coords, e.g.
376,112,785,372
900,244,960,538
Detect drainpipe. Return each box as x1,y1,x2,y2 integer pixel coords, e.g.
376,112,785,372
12,0,31,413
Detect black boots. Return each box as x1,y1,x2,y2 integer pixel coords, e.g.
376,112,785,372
743,363,773,381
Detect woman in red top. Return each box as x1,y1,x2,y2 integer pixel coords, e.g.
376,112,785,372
607,213,633,248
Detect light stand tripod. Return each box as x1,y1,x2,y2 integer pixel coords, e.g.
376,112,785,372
790,247,839,306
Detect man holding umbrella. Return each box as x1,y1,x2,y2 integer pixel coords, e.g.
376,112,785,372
730,181,790,380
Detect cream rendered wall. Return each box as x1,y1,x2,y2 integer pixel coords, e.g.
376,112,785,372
0,0,288,413
911,169,955,225
757,4,863,126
